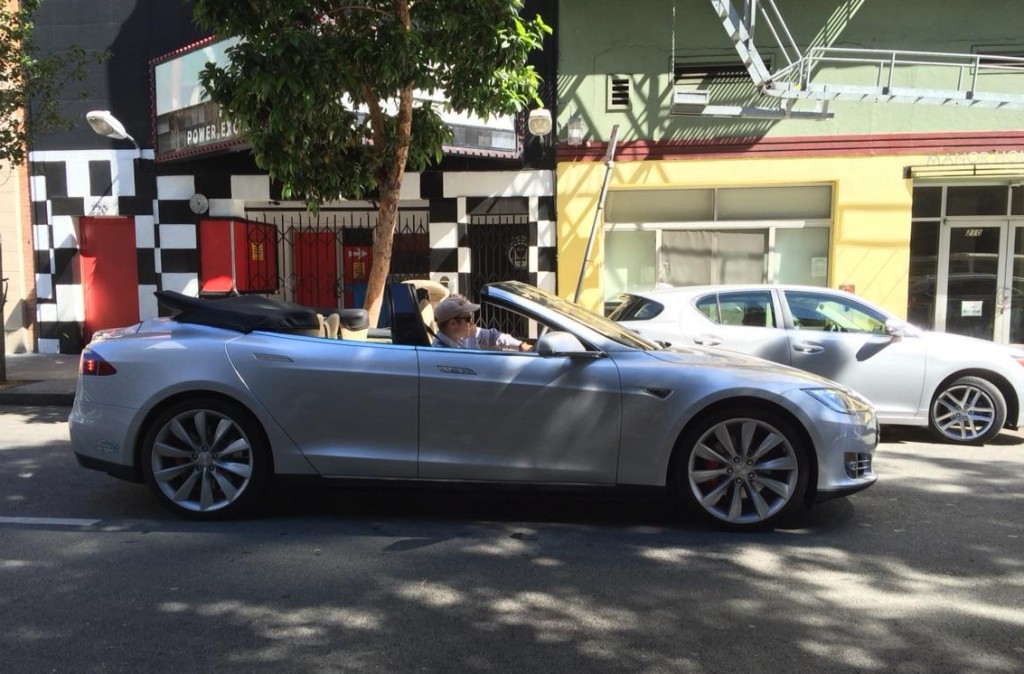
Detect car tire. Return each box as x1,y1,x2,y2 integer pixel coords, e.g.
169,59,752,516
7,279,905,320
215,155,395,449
140,398,272,520
928,376,1006,445
670,408,810,531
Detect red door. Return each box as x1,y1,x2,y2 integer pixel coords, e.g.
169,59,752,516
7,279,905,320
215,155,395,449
293,231,338,308
80,217,140,342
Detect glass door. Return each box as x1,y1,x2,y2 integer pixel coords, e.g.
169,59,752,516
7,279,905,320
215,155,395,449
938,222,1007,341
1008,224,1024,345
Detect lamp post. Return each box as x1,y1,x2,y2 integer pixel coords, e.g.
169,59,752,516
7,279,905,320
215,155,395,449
86,110,139,150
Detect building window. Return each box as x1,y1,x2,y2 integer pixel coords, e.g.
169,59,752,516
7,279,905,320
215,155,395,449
603,185,832,307
946,186,1009,216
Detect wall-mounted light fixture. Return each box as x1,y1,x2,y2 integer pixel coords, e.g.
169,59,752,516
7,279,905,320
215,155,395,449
86,110,139,150
566,115,586,146
527,108,552,137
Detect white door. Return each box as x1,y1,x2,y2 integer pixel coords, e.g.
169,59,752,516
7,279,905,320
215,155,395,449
783,289,928,419
937,221,1008,342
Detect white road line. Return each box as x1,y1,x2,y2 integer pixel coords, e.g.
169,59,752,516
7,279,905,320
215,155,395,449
0,516,100,527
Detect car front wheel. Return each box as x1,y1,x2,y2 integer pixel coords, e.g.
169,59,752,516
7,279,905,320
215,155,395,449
141,398,271,519
672,409,810,531
929,376,1006,445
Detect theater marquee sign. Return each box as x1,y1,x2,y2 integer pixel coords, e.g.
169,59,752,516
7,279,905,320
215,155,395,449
152,38,247,161
152,36,522,163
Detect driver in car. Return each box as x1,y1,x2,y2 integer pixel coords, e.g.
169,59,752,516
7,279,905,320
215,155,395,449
433,294,532,352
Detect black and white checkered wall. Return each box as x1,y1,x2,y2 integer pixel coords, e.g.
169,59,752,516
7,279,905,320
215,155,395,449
28,148,556,353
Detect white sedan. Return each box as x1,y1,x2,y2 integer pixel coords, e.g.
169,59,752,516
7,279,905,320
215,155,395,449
611,284,1024,445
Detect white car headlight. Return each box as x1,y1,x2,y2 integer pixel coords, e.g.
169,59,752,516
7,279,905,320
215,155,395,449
804,387,872,415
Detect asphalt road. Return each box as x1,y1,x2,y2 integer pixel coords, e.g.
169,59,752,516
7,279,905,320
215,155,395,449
2,405,1022,673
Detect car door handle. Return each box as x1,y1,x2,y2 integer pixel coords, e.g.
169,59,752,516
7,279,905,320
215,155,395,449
792,342,824,354
436,365,477,376
693,335,722,346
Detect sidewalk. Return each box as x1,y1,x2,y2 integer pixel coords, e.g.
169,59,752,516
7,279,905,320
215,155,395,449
0,353,79,406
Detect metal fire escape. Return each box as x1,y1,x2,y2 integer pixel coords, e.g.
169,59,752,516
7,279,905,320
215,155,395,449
673,0,1024,119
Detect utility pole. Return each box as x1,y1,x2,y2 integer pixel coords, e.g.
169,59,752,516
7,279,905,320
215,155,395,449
0,234,7,382
573,125,620,305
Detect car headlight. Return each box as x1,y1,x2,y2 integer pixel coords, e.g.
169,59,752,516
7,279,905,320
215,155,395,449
804,387,872,415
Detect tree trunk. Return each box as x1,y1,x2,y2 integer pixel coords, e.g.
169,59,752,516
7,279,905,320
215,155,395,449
358,1,413,327
363,183,400,327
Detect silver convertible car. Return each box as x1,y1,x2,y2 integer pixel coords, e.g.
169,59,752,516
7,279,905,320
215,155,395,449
70,281,878,530
611,284,1024,445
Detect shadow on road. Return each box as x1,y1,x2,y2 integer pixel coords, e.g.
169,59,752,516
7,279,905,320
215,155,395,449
880,424,1024,446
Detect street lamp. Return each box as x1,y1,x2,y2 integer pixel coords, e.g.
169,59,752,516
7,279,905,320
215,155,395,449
566,115,586,146
86,110,139,150
527,108,552,137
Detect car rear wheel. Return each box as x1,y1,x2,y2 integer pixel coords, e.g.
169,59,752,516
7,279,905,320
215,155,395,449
672,409,809,531
141,398,271,519
929,376,1006,445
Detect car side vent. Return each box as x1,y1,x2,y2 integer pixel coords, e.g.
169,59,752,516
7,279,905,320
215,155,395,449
607,74,632,111
641,387,673,400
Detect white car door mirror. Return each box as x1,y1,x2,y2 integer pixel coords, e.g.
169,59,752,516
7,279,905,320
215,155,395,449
885,318,905,338
536,331,604,358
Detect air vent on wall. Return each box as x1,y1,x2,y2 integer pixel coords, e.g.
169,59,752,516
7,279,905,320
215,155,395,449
607,74,632,111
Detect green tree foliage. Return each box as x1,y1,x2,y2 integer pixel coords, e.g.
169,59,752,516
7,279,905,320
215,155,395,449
192,0,551,322
0,0,95,166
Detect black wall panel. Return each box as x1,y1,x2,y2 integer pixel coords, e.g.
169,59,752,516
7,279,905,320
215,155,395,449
32,0,206,151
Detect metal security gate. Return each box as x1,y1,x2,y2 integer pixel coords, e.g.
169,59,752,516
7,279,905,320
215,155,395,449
232,209,429,311
468,214,530,336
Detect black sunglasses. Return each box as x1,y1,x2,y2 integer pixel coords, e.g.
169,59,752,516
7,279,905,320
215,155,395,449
450,315,474,324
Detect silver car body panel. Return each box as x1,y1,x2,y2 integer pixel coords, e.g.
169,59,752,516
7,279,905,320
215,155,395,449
226,334,419,477
69,321,317,476
617,284,1024,428
417,347,621,482
70,282,878,501
613,348,877,490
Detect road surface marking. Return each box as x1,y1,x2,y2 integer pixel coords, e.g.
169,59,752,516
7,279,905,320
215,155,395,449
0,516,100,527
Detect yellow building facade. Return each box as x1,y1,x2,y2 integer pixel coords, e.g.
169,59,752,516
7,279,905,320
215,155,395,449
559,153,918,316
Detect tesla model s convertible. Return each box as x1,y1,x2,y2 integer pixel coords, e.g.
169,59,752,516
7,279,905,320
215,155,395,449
70,281,878,530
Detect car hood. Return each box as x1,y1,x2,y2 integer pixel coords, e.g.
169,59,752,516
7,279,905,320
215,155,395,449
918,328,1017,352
647,344,845,389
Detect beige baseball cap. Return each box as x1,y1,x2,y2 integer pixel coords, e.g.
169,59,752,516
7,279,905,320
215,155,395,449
434,295,481,323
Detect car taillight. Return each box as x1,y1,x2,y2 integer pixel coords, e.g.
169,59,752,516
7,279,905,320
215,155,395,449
80,351,117,376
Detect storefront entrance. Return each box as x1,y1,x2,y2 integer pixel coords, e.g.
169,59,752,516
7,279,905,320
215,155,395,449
909,184,1024,345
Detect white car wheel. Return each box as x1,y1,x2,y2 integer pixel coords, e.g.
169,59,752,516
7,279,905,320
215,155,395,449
141,399,271,519
929,376,1006,445
675,409,809,530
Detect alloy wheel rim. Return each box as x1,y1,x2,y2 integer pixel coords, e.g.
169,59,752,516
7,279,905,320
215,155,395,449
688,418,799,524
933,385,996,442
151,409,254,512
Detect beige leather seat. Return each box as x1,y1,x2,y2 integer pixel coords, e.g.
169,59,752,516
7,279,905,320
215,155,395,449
316,313,327,338
338,309,369,341
325,313,341,339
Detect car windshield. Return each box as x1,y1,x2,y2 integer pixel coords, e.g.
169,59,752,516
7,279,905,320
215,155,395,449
496,283,660,349
607,294,665,321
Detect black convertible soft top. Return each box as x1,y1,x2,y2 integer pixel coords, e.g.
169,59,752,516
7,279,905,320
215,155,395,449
155,291,321,334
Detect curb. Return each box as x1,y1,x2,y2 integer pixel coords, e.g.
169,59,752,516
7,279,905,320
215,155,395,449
0,391,75,407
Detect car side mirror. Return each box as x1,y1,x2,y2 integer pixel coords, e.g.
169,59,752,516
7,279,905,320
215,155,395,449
535,331,604,358
885,318,905,339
